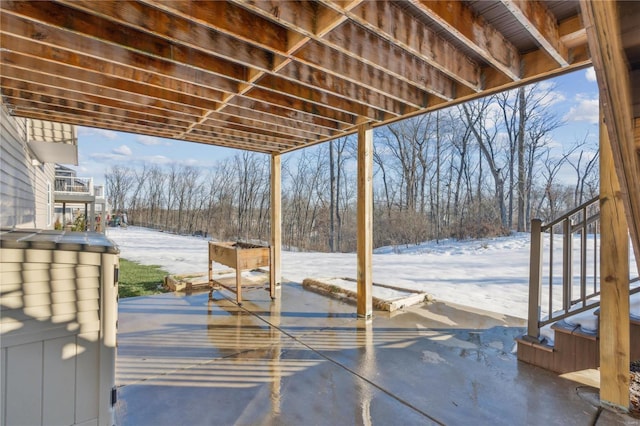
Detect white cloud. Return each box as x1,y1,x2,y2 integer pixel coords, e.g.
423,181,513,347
181,158,201,166
89,152,128,162
141,156,207,167
563,94,598,124
146,155,172,165
585,67,597,83
113,145,132,156
531,81,566,108
78,127,118,140
136,135,171,146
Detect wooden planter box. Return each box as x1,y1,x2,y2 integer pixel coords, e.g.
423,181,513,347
208,241,271,304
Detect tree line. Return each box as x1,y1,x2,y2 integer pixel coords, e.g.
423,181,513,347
106,84,599,252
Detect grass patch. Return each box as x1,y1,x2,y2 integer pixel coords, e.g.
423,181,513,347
118,258,169,298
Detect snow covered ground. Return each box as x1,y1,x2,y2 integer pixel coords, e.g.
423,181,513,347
105,226,637,321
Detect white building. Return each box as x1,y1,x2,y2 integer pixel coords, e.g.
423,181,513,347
1,102,106,231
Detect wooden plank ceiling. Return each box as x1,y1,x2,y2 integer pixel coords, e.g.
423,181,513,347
0,0,592,154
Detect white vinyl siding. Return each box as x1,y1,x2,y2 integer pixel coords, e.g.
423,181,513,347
1,104,56,229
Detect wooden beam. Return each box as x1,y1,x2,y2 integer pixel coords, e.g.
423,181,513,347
198,117,314,145
0,5,248,90
0,41,228,108
10,108,277,154
0,80,200,121
277,60,419,116
7,97,189,132
6,0,279,75
270,154,282,298
291,41,430,109
141,0,288,53
245,86,360,126
59,0,402,124
187,125,298,148
210,105,333,139
57,0,416,122
230,0,455,101
483,45,591,96
229,97,344,133
410,0,522,81
320,21,456,101
500,0,569,66
581,0,640,272
322,0,481,91
599,110,630,411
256,74,398,120
559,15,588,49
356,123,373,318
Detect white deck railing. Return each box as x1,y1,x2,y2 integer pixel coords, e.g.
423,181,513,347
54,175,94,195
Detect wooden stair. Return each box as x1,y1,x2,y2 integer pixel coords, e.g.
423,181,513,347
517,315,640,374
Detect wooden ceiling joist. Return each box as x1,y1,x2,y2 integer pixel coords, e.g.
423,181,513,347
0,85,197,125
0,70,208,123
323,0,481,91
409,0,522,82
0,0,592,155
500,0,569,67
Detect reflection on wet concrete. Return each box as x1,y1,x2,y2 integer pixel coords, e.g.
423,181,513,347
115,283,635,425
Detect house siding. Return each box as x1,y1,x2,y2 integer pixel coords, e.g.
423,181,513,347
1,104,55,229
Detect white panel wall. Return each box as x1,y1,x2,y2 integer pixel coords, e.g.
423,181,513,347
0,246,118,426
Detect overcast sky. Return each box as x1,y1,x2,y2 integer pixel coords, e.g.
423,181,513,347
73,67,599,187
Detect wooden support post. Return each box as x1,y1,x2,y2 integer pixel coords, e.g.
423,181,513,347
527,218,543,341
235,249,243,305
581,0,640,273
357,124,373,318
599,110,630,411
270,153,281,299
208,242,214,300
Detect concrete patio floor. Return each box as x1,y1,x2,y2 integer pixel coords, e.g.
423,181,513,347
115,282,636,425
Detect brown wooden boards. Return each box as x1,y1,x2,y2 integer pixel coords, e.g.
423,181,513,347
1,0,592,154
599,113,630,410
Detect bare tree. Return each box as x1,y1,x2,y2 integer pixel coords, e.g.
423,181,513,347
128,164,150,225
567,134,599,207
145,166,166,228
105,166,134,213
329,137,350,252
462,99,508,229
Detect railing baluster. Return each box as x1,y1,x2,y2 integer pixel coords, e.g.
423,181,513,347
594,220,598,295
529,196,639,330
581,206,587,306
562,219,572,313
549,226,554,317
